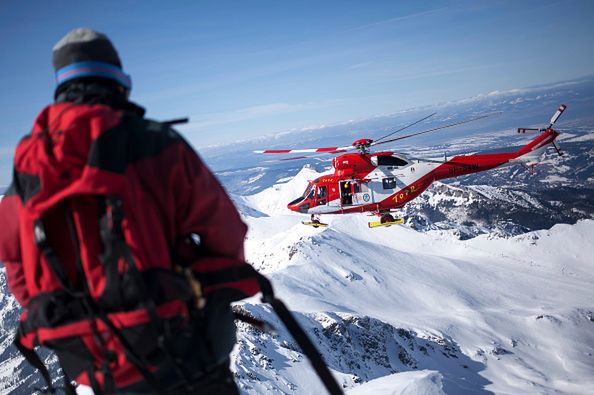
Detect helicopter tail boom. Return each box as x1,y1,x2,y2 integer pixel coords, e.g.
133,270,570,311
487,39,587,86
433,127,560,180
515,128,560,164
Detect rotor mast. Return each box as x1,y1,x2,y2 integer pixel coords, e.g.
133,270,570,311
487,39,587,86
352,138,373,154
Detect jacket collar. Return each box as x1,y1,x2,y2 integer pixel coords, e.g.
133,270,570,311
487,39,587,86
54,81,145,118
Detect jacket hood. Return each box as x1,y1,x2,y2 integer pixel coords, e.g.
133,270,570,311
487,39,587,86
55,79,145,118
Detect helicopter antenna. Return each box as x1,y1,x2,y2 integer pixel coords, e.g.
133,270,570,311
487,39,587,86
374,112,436,144
372,112,500,147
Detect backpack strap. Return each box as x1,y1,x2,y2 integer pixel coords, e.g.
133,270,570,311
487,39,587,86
14,329,77,395
13,333,55,394
64,203,143,395
33,220,75,292
100,196,196,391
269,298,343,395
194,264,344,395
256,273,344,395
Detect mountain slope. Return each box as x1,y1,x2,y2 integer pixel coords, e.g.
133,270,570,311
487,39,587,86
231,168,594,395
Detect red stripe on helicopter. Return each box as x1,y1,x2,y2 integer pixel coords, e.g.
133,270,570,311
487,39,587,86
533,137,555,150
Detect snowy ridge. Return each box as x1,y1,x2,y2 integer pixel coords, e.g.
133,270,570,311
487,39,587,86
233,305,485,394
241,166,329,217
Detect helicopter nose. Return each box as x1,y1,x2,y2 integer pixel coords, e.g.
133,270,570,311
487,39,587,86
287,196,310,213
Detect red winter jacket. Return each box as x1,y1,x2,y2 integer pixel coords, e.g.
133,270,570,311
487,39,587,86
0,87,339,393
0,102,257,305
0,100,260,391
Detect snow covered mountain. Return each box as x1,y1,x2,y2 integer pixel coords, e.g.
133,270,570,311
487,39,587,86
1,77,593,394
230,168,594,394
401,137,594,239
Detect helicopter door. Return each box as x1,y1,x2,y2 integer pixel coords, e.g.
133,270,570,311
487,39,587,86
315,185,327,206
339,181,353,206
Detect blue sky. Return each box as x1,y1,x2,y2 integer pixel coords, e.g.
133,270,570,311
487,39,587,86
0,0,593,184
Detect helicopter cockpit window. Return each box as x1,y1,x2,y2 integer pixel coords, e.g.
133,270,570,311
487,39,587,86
303,184,313,198
307,189,315,199
317,186,327,199
377,156,408,167
382,178,396,189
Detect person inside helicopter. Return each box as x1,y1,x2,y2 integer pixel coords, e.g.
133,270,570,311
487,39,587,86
316,185,327,206
341,181,353,205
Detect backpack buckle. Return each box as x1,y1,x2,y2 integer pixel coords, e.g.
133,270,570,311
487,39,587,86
105,196,125,238
33,220,47,247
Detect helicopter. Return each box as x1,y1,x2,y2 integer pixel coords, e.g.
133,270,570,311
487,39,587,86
255,105,566,228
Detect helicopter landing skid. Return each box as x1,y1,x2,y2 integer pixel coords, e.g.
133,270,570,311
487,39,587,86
368,218,405,228
368,212,405,228
302,221,328,228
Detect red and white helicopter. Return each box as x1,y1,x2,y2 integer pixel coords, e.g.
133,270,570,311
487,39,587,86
255,105,566,228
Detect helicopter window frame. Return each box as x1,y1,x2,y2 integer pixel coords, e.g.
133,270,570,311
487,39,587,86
377,156,408,167
303,184,313,198
382,177,396,189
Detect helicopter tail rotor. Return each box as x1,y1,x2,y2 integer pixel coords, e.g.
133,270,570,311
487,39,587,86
517,104,566,157
549,104,567,129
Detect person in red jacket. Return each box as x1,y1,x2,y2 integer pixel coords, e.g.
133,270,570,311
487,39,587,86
0,28,259,395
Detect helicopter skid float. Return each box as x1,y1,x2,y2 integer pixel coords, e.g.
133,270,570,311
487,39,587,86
256,105,567,228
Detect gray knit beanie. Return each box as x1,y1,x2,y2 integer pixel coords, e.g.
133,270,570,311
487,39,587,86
52,28,131,91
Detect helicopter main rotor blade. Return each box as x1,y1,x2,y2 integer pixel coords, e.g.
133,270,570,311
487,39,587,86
371,112,499,147
374,112,437,144
254,145,353,154
254,113,437,155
